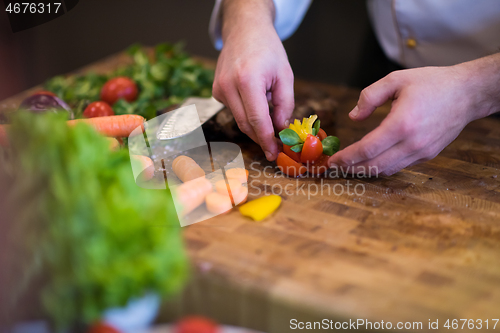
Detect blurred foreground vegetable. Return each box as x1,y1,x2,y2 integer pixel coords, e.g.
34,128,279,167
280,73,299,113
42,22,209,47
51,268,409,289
0,112,187,331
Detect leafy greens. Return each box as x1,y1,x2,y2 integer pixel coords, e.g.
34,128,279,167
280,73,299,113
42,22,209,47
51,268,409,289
44,43,214,120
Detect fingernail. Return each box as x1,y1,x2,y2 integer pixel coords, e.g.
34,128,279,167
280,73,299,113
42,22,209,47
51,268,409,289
265,151,274,161
284,119,290,127
349,106,359,118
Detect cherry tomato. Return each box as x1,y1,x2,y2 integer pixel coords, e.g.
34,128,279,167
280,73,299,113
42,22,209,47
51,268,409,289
83,101,115,118
307,154,330,176
316,128,327,141
32,90,57,97
283,144,301,163
277,152,307,177
100,77,138,105
301,134,323,164
176,316,219,333
87,322,121,333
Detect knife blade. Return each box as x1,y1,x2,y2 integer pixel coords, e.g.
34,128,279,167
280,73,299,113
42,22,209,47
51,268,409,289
156,97,225,140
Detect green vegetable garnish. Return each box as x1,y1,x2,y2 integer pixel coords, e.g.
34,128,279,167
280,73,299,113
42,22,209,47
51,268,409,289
312,119,320,136
322,136,340,156
279,128,302,146
290,143,303,153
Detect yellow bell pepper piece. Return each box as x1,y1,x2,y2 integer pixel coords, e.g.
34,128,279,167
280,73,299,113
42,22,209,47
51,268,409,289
288,115,318,142
304,115,317,136
239,195,282,221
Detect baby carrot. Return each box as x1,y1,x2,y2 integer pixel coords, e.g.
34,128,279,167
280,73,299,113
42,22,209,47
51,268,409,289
215,179,242,195
173,177,213,216
68,114,145,137
205,192,233,215
225,168,249,183
215,178,248,206
231,186,248,206
172,155,206,182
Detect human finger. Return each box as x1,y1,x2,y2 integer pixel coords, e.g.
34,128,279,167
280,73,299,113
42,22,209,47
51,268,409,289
270,69,295,130
238,76,279,161
350,72,402,121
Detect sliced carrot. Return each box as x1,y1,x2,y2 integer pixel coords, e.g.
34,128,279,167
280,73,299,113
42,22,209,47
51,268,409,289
225,168,249,183
215,179,242,195
215,179,248,206
232,186,248,205
131,155,155,181
172,155,205,182
205,192,233,215
174,177,213,217
67,115,144,138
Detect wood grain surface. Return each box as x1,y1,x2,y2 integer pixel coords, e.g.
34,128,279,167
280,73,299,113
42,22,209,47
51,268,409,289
2,51,499,332
183,81,500,331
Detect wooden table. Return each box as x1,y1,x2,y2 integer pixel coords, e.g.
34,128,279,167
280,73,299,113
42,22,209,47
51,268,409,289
2,52,500,333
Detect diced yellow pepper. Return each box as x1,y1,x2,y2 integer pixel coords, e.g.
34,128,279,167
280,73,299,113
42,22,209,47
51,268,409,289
239,195,282,221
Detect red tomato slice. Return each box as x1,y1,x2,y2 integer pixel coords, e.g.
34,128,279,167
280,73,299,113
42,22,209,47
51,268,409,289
283,144,301,163
277,152,307,177
301,134,323,164
307,154,330,176
176,316,219,333
83,101,115,118
316,128,327,141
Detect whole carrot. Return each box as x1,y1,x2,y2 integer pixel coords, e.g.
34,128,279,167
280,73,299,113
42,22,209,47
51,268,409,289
68,114,145,137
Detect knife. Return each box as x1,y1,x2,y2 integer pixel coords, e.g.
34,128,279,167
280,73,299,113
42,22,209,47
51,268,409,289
156,97,225,140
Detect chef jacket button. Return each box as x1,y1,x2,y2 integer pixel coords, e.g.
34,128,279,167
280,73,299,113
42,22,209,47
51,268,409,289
406,38,417,49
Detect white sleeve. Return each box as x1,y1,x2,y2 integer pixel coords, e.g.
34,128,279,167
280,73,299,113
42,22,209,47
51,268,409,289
209,0,312,50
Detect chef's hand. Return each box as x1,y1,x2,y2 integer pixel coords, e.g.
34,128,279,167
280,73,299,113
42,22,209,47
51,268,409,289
329,54,500,176
212,0,294,161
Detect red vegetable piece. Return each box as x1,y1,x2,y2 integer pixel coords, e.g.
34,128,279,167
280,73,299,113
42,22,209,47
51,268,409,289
87,322,121,333
307,154,330,176
277,152,307,177
317,128,327,141
101,77,138,105
283,144,301,163
301,134,323,164
83,101,115,118
176,316,219,333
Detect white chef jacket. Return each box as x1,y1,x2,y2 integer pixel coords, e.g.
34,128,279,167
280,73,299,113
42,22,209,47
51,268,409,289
209,0,500,68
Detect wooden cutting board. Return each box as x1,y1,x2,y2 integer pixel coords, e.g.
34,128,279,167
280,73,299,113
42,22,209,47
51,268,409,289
179,80,500,332
2,51,499,332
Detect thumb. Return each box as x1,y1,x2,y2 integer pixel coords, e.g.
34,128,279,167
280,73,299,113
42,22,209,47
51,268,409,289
271,71,295,130
350,72,401,121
